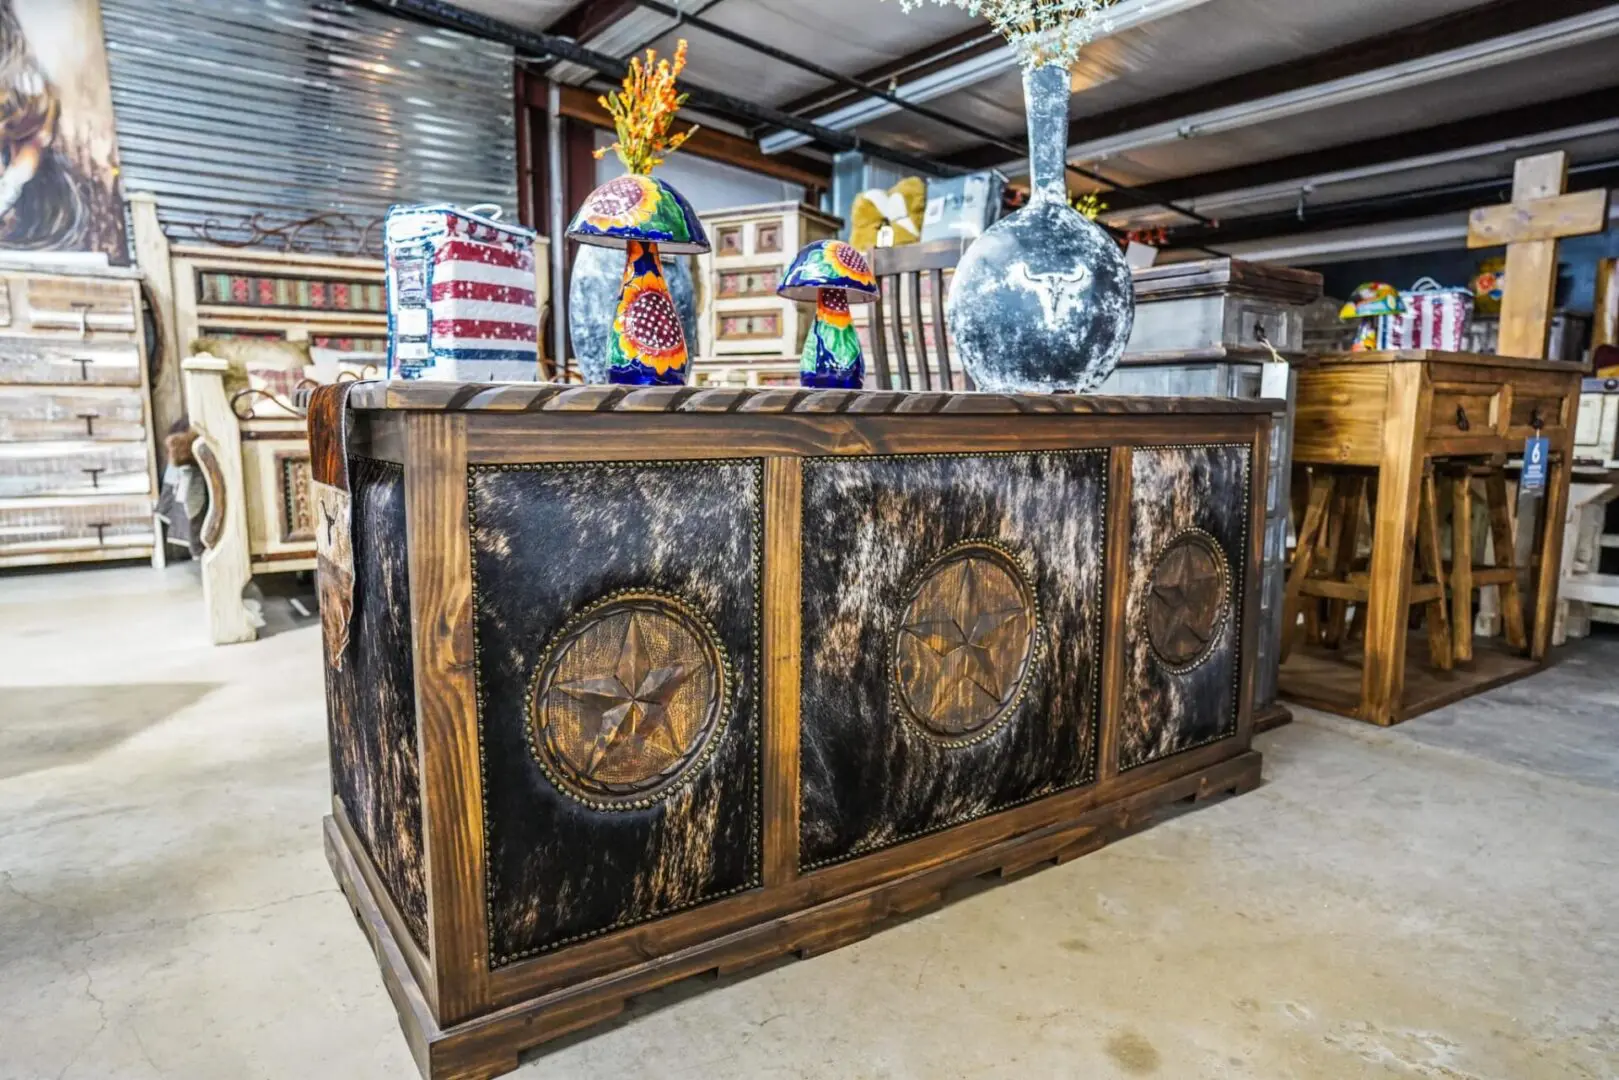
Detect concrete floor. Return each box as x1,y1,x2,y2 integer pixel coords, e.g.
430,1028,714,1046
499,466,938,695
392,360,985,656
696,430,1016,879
2,564,1617,1080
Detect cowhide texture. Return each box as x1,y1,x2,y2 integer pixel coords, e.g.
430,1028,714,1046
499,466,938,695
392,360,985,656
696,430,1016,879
326,457,427,951
799,451,1107,869
1119,444,1252,771
468,460,762,965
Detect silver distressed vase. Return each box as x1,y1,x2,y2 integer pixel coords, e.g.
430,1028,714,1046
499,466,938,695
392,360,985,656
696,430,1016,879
945,62,1134,393
569,243,698,383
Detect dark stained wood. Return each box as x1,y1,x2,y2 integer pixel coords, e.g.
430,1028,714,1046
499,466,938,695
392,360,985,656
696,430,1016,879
1097,446,1132,783
461,413,1265,464
403,413,490,1024
1238,424,1270,743
349,381,1273,415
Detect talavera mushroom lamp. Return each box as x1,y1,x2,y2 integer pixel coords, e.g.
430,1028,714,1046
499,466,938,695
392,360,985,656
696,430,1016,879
567,174,710,386
778,240,878,389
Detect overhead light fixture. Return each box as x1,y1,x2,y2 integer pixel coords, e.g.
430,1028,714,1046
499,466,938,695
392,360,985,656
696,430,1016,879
1066,6,1619,163
758,0,1215,156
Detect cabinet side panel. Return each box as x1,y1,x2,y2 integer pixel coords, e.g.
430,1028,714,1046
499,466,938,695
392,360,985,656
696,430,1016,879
1119,444,1252,770
326,456,427,950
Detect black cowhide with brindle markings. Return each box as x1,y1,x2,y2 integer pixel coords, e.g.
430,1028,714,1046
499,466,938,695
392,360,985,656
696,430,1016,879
1119,444,1252,771
326,457,427,951
799,451,1107,870
468,460,762,966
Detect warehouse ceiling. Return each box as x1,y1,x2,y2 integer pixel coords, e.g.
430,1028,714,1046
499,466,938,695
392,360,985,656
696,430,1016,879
422,0,1619,260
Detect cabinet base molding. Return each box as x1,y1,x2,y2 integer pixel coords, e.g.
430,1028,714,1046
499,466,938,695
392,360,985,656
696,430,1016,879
326,749,1262,1080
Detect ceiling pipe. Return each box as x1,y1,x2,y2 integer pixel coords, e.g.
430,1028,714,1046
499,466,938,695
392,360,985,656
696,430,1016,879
1102,116,1619,229
627,0,1222,231
1064,5,1619,165
755,0,1218,156
368,0,966,177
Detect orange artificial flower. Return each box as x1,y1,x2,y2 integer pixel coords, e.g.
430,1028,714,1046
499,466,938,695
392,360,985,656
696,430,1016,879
594,39,699,176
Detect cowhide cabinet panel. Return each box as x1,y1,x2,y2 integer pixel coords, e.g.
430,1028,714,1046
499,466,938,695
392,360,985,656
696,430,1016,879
467,460,763,964
326,457,427,950
799,451,1106,868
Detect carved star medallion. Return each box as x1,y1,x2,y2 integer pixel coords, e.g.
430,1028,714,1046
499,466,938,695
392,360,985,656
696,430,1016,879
1146,532,1230,669
529,593,728,807
893,543,1038,742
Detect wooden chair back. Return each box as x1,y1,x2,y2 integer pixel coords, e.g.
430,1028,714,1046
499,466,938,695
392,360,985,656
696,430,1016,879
870,238,973,391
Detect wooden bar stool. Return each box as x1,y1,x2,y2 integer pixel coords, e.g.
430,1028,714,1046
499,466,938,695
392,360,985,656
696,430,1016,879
1442,461,1528,663
1283,464,1453,670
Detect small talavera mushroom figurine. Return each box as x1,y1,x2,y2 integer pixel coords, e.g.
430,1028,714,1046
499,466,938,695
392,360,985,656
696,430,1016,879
778,240,878,389
567,174,710,385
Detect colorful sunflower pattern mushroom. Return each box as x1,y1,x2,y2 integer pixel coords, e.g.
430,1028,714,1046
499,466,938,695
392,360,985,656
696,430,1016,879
778,240,878,389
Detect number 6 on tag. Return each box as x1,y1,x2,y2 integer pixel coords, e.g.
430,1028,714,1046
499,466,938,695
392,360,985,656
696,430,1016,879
1521,435,1550,495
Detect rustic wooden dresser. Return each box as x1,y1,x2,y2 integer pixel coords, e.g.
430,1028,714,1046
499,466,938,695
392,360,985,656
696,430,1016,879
316,383,1271,1079
0,261,159,569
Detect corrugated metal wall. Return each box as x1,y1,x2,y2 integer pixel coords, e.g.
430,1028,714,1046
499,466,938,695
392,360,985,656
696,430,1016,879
101,0,517,255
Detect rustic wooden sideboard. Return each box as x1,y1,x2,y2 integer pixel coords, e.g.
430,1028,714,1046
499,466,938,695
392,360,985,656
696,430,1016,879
315,383,1271,1080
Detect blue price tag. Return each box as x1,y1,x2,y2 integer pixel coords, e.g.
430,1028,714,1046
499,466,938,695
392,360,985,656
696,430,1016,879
1521,436,1550,493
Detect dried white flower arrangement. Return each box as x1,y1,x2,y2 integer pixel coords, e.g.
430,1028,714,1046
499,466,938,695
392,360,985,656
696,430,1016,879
888,0,1120,69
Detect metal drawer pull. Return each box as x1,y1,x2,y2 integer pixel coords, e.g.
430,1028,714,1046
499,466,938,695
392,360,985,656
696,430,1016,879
1455,404,1470,432
82,467,104,489
72,357,95,380
76,411,98,436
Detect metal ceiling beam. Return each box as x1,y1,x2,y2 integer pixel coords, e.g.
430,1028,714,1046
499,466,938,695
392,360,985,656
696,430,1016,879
1098,86,1619,215
1105,115,1619,228
1158,157,1619,250
756,0,1217,156
773,26,1002,121
617,0,1231,237
531,80,833,189
367,0,965,177
944,0,1619,172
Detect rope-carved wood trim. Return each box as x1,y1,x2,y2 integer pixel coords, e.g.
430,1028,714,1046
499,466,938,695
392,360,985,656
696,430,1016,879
346,382,1275,416
193,434,227,551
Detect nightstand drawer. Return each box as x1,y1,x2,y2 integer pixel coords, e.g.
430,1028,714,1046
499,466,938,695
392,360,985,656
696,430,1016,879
0,493,154,560
0,386,147,441
0,440,151,497
0,272,138,336
0,338,143,386
1429,383,1502,440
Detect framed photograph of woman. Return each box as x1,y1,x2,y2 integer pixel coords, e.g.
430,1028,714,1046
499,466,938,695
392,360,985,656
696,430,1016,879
0,0,128,263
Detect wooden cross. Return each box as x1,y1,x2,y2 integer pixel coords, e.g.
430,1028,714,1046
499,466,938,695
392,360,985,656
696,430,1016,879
1467,151,1610,359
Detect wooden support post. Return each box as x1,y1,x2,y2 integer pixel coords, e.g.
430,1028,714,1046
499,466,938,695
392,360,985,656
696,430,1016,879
1361,364,1430,726
762,457,802,886
1415,470,1453,672
1451,472,1474,664
404,413,490,1024
1484,470,1528,652
1281,471,1332,663
1467,151,1610,359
